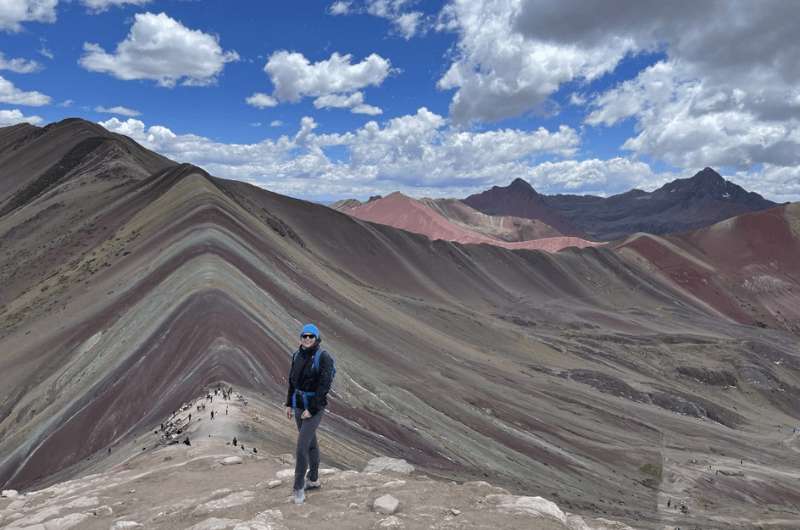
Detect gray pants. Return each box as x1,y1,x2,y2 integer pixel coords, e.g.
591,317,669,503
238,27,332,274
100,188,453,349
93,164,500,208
293,409,324,490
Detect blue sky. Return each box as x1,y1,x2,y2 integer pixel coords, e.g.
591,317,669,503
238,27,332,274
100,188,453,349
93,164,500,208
1,1,799,202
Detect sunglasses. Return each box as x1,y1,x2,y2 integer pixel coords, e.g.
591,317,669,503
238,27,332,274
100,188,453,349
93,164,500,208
301,334,317,339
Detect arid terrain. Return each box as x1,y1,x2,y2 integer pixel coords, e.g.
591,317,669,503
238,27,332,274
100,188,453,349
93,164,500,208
334,192,601,252
1,390,637,529
1,119,800,529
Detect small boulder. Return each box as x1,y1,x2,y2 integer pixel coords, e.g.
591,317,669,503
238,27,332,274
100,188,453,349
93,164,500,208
266,480,282,489
1,489,19,498
92,505,114,517
220,456,242,466
382,480,406,488
348,502,359,510
485,495,566,524
275,469,294,479
450,508,461,516
364,457,414,475
319,468,338,476
373,494,400,515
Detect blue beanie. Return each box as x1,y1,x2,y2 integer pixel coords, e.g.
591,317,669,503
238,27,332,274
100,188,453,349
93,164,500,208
301,323,320,338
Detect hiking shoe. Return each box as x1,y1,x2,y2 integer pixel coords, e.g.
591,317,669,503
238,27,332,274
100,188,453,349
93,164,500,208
292,488,305,504
304,479,321,490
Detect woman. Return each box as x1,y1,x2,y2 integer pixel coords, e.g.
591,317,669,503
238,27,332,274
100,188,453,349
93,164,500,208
285,323,334,505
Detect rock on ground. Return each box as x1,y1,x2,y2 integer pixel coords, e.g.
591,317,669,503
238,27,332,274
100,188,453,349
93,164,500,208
485,494,566,524
373,494,401,514
110,522,143,529
363,457,414,475
275,469,294,479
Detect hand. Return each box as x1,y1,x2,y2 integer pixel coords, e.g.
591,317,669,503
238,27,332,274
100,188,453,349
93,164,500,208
301,409,312,419
285,407,293,420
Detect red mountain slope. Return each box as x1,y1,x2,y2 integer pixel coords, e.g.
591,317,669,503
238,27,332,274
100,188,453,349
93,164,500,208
341,192,601,252
616,203,800,332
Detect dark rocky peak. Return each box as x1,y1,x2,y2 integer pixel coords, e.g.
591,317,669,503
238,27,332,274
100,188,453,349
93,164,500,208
507,177,538,195
694,167,725,184
658,168,730,196
654,167,775,207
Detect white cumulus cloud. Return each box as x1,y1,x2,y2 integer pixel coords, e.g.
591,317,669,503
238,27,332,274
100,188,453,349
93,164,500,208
587,59,800,170
437,0,800,177
367,0,425,39
313,92,364,109
436,0,631,124
525,158,669,196
0,0,57,32
265,51,391,102
95,105,141,117
245,92,278,109
0,108,43,126
0,75,51,106
246,92,278,108
313,91,383,115
79,12,239,87
732,165,800,204
98,108,581,199
0,52,41,73
81,0,151,13
328,1,351,15
330,1,426,39
351,103,382,115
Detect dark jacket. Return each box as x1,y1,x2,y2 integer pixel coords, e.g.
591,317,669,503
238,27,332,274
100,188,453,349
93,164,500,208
285,344,334,415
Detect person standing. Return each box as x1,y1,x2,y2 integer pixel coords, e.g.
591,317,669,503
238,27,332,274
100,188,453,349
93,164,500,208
285,323,334,505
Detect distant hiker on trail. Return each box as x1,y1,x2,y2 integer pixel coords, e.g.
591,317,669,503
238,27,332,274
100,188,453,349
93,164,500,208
285,323,335,505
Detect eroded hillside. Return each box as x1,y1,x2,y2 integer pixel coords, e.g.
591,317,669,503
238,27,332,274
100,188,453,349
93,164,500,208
1,120,800,529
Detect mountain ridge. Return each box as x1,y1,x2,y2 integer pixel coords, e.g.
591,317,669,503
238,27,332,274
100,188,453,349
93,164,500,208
335,167,777,242
335,191,600,252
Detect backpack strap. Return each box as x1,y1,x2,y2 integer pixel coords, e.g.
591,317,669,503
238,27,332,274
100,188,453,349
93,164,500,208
312,349,325,372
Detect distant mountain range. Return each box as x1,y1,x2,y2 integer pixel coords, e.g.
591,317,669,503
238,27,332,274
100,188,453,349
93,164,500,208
336,167,777,243
542,167,777,240
333,192,600,252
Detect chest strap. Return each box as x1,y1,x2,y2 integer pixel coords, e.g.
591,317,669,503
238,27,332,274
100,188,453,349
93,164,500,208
292,389,317,411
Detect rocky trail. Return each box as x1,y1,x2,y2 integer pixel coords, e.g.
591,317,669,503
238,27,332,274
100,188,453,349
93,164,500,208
0,390,633,530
